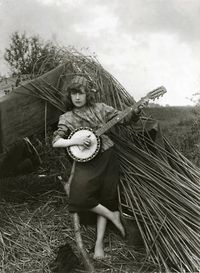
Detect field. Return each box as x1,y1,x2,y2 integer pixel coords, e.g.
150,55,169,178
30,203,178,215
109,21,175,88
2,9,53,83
146,105,196,133
145,105,200,166
0,105,199,273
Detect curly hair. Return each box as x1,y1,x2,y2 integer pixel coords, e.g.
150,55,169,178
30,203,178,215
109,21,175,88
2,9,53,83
64,79,96,110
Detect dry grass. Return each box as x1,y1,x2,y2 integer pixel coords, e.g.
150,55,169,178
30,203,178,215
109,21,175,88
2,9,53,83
0,189,158,273
0,190,69,273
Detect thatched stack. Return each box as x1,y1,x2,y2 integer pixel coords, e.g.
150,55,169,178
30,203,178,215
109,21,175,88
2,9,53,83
17,49,200,272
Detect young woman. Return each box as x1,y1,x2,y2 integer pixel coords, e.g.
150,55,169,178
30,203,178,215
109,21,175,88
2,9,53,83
52,75,140,259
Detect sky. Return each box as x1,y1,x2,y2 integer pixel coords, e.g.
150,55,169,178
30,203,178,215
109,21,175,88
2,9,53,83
0,0,200,106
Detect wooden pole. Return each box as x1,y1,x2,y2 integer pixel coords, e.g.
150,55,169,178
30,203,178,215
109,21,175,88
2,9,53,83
62,161,95,273
44,101,47,145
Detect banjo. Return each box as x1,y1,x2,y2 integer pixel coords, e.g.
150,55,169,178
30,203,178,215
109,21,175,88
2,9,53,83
67,86,167,162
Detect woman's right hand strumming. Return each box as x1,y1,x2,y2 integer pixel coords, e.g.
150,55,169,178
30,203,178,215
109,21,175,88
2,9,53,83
52,135,92,149
71,135,92,148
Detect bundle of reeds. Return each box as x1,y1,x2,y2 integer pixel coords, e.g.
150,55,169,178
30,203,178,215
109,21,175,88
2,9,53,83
112,127,200,272
26,49,200,272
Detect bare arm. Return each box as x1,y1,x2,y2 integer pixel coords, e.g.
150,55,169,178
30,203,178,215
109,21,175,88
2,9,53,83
53,135,92,148
53,138,76,148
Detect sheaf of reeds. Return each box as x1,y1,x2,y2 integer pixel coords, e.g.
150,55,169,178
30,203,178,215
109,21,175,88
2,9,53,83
8,48,200,272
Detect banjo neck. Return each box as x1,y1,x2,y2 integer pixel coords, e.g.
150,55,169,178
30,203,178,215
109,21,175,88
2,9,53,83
67,86,166,162
95,101,140,137
95,85,167,137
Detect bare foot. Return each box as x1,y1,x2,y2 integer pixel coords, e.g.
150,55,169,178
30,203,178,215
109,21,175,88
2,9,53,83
112,211,126,238
93,241,105,260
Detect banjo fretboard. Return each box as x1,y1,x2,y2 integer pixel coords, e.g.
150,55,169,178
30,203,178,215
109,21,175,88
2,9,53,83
95,101,140,136
95,86,166,136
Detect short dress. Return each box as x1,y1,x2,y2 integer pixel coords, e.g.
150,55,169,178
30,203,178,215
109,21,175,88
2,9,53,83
53,102,123,213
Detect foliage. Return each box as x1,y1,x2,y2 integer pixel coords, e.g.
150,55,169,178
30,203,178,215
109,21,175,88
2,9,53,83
4,32,65,77
179,98,200,165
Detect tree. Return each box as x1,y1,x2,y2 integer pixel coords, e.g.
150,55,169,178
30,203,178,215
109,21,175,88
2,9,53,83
4,32,64,77
178,93,200,166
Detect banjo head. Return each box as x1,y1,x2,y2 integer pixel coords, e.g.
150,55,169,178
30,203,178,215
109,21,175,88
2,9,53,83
67,127,101,162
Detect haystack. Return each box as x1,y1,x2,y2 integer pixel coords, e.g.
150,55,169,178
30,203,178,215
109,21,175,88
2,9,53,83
2,49,200,272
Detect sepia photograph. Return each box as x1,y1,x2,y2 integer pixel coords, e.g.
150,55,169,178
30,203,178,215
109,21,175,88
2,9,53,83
0,1,200,272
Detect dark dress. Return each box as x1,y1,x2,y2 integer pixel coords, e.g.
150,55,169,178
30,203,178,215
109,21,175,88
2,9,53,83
68,147,119,212
52,103,128,213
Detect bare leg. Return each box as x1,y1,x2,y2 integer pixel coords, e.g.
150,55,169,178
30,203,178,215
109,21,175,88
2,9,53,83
93,216,107,259
90,204,125,237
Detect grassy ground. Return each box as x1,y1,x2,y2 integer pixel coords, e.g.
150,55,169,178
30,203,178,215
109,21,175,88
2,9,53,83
0,190,70,273
0,188,158,273
0,106,199,273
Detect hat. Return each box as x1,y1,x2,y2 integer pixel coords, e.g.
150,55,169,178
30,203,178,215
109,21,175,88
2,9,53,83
70,75,88,88
68,75,97,93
